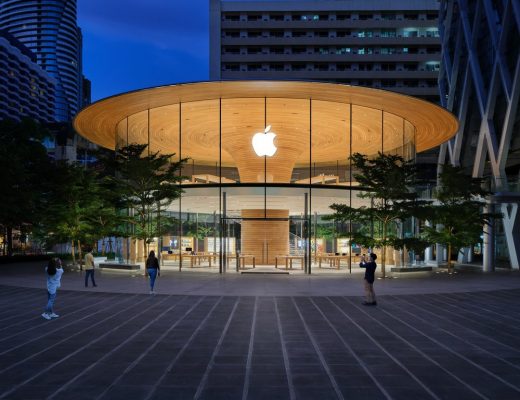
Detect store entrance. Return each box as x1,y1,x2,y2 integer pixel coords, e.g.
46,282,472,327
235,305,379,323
221,214,309,272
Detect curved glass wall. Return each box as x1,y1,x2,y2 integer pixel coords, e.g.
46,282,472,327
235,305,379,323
114,98,416,274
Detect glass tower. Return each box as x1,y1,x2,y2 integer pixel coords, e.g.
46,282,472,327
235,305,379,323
0,0,83,122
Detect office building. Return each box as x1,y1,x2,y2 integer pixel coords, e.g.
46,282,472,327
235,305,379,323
0,0,91,161
0,29,55,123
0,0,84,121
210,0,442,103
438,0,520,269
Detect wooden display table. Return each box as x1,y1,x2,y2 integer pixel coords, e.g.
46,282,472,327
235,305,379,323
275,255,304,270
182,253,217,268
315,254,350,269
227,254,256,269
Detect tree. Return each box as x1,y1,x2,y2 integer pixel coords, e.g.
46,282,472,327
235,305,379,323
422,164,498,274
38,163,105,265
103,144,186,262
328,152,427,277
0,119,53,256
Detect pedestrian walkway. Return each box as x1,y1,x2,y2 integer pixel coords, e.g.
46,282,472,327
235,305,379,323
2,262,520,296
1,263,520,399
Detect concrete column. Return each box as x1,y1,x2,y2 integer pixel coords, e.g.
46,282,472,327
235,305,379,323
483,201,495,272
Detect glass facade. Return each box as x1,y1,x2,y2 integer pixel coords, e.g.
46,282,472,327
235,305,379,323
113,97,416,273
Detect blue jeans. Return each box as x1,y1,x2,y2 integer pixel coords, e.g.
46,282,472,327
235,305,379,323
45,291,56,313
147,268,157,290
85,269,96,286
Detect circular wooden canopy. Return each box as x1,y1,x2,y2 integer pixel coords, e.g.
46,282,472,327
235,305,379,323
74,81,458,176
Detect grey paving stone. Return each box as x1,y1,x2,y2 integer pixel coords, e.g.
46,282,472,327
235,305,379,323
1,275,520,400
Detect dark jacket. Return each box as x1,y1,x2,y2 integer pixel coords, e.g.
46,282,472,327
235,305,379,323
360,260,377,283
146,257,160,270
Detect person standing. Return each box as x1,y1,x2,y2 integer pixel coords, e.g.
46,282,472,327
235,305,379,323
84,248,97,288
42,258,64,320
360,253,377,306
146,250,160,294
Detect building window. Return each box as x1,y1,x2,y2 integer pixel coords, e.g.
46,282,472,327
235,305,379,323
224,31,240,38
315,63,329,71
223,14,239,21
380,29,396,38
381,13,396,20
336,30,351,37
380,47,396,55
247,64,262,71
291,63,306,71
425,62,440,71
336,14,351,20
270,14,284,21
382,80,396,87
336,47,351,54
403,63,418,71
358,63,373,71
357,31,373,38
292,31,307,38
316,47,329,55
381,63,396,71
358,13,373,20
357,48,373,55
336,63,351,71
404,13,419,20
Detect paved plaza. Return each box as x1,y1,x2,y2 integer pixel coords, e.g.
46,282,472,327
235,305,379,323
1,264,520,399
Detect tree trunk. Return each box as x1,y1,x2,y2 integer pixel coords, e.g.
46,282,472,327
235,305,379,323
143,239,148,277
447,243,452,274
381,222,387,278
101,238,106,255
71,240,76,268
78,240,83,270
6,226,13,257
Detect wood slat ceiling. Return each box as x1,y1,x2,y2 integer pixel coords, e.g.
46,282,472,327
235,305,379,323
75,81,458,166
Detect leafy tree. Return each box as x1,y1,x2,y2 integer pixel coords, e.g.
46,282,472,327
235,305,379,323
328,152,427,277
38,163,105,265
0,119,53,256
103,144,186,261
422,164,499,273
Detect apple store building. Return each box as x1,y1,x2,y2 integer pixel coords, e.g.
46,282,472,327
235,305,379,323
74,81,457,274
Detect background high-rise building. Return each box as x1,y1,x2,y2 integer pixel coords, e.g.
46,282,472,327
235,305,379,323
0,29,55,123
438,0,520,269
0,0,84,122
210,0,442,103
0,0,92,161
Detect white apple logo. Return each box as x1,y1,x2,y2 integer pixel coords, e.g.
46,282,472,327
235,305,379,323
252,125,277,157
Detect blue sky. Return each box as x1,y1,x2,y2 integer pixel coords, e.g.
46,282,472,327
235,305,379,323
78,0,210,101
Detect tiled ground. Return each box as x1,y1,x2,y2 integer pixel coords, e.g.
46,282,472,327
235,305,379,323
0,284,519,399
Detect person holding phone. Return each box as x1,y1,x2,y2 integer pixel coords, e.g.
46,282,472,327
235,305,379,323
360,253,377,306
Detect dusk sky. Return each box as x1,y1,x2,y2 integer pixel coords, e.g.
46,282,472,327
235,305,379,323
78,0,210,101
